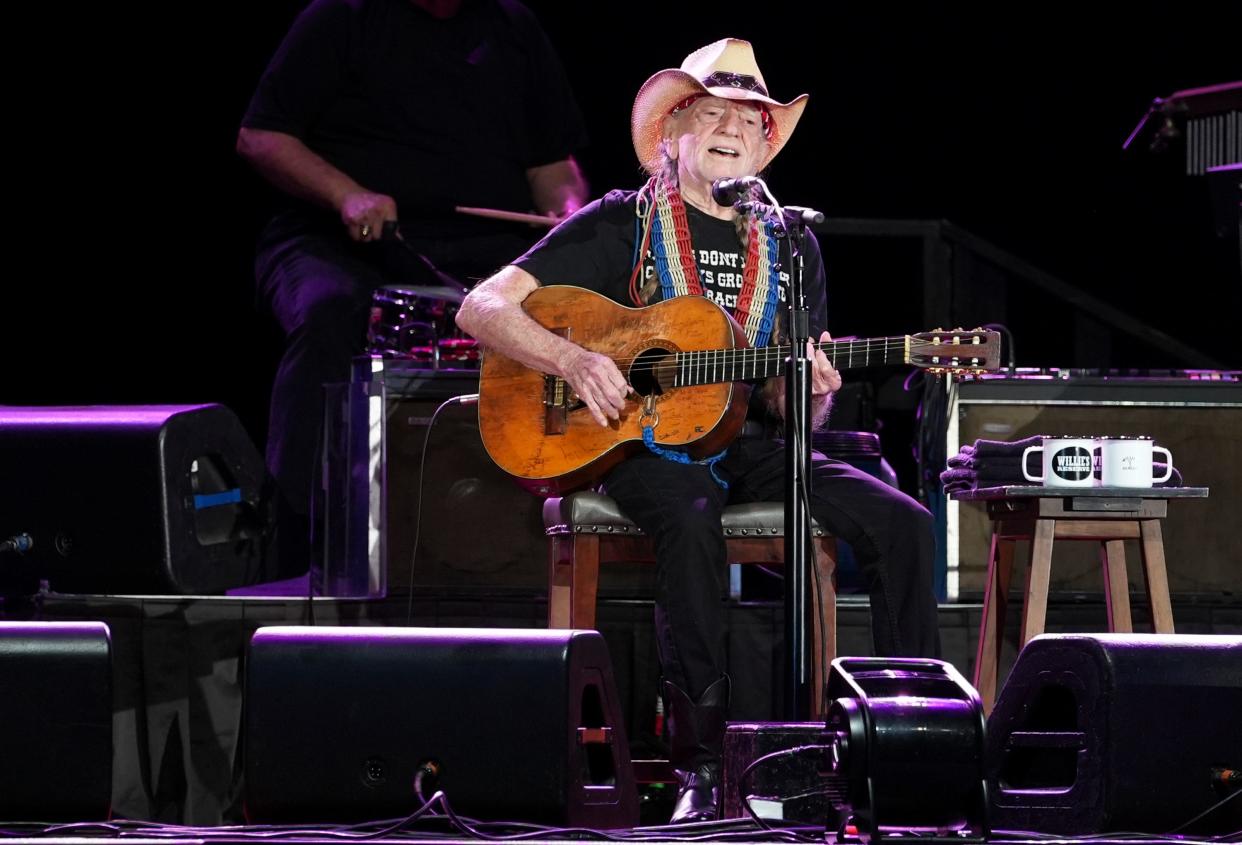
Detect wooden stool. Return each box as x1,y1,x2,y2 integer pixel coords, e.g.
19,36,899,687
543,491,838,715
953,485,1209,713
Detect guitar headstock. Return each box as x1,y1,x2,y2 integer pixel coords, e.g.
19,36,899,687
907,328,1002,375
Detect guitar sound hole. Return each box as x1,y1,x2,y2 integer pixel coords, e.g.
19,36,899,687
629,347,674,397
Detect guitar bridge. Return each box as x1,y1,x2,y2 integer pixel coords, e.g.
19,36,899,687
540,326,576,435
543,375,572,435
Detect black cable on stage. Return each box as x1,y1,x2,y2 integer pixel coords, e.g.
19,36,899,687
1165,786,1242,836
734,743,834,843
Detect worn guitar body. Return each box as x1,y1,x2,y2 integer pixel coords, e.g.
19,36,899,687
478,286,750,495
477,285,1001,495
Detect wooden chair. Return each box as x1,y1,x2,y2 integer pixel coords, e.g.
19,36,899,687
543,491,838,714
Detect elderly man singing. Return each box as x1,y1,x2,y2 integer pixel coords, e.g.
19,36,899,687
457,38,939,822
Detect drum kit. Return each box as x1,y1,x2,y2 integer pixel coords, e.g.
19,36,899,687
366,283,478,368
366,206,555,368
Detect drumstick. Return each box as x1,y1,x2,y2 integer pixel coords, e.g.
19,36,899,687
455,206,558,227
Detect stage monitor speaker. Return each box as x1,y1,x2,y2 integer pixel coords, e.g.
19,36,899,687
986,633,1242,836
244,626,639,828
384,382,549,594
0,404,270,595
943,375,1242,598
0,622,112,821
317,366,551,596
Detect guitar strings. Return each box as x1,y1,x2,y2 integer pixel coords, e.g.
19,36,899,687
588,338,991,371
478,337,997,385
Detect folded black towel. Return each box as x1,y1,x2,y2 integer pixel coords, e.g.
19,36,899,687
943,435,1050,490
973,455,1028,471
977,456,1041,484
970,454,1024,465
946,453,971,470
949,450,1031,469
939,466,976,488
978,469,1028,482
972,435,1043,458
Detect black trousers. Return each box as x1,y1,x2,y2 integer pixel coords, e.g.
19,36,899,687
601,438,941,701
254,212,534,576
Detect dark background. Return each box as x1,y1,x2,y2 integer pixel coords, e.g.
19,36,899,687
7,0,1240,473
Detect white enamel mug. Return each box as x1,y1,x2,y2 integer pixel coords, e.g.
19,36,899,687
1097,436,1173,487
1022,436,1098,487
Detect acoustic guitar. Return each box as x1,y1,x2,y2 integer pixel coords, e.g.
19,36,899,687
477,286,1001,495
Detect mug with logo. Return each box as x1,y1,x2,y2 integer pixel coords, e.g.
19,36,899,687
1022,436,1097,487
1097,436,1173,487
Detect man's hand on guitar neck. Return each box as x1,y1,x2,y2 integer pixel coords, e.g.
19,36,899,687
765,331,842,429
810,331,843,397
807,331,842,429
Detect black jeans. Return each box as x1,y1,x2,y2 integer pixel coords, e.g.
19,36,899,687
601,438,940,701
254,212,535,577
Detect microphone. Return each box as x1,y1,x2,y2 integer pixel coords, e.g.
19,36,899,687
711,177,762,206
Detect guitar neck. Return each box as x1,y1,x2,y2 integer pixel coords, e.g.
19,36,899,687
673,336,910,387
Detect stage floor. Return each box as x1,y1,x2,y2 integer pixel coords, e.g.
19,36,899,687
1,821,1233,845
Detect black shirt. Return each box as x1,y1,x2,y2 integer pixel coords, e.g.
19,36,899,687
513,189,828,341
242,0,588,236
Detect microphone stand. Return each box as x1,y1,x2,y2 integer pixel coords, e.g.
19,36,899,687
736,183,825,719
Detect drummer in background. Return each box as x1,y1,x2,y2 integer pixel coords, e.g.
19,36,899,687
237,0,589,581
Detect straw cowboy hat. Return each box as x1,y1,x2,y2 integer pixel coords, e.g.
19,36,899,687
631,38,809,174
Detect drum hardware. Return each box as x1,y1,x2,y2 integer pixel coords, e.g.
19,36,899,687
366,284,478,369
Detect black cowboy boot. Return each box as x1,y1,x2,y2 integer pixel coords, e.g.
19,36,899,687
663,675,730,823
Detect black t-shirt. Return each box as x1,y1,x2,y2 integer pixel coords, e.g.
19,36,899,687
513,189,828,341
242,0,588,236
